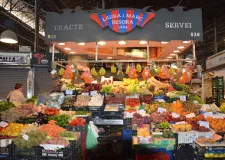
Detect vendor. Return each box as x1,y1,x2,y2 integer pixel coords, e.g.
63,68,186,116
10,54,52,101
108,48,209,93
7,83,26,105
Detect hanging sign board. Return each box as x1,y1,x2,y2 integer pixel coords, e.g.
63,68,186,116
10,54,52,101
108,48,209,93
45,7,203,43
0,52,30,65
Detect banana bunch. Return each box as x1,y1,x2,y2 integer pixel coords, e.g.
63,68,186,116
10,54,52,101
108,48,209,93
99,67,106,76
58,68,65,76
136,63,142,73
111,65,117,73
126,65,130,74
91,67,98,76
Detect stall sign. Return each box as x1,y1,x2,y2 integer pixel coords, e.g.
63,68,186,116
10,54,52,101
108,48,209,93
90,9,155,33
45,7,203,42
0,52,30,65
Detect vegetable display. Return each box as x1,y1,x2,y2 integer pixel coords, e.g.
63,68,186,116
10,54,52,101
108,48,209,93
48,114,70,127
39,120,66,137
74,95,91,107
69,118,86,127
0,101,15,112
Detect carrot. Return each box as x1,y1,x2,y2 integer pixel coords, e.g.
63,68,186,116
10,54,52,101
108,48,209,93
39,120,65,137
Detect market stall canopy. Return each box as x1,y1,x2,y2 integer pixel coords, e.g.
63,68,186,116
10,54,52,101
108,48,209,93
45,6,203,43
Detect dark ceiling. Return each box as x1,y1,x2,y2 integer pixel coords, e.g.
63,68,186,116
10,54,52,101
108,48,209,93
0,0,225,69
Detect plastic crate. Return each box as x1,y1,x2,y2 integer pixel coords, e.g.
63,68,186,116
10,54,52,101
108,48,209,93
136,152,170,160
0,146,10,159
11,145,40,160
67,126,87,133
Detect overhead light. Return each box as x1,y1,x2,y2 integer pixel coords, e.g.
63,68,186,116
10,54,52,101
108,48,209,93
69,51,76,54
167,56,173,59
118,40,126,45
78,42,85,45
107,56,113,59
173,50,179,53
98,41,106,45
161,41,169,44
177,46,184,49
139,41,147,44
0,30,18,44
58,42,65,45
183,41,190,44
64,47,71,50
170,53,176,56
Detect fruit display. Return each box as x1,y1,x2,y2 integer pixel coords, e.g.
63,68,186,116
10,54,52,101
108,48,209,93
88,94,104,106
182,101,201,115
74,95,91,107
160,122,170,129
69,118,86,127
220,101,225,113
0,123,28,136
171,123,192,132
206,117,225,132
140,95,152,104
132,113,151,127
83,83,102,92
150,111,167,123
170,100,183,114
136,63,142,73
188,95,203,104
51,79,63,92
13,130,47,149
125,98,140,109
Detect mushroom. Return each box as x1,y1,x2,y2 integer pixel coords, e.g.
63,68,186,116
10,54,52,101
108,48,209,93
33,53,44,64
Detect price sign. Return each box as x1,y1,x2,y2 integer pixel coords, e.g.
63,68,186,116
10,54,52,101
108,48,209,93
172,112,180,118
157,107,167,113
0,121,9,128
22,134,29,141
65,90,73,95
203,112,213,118
199,121,209,128
176,121,186,124
179,95,186,101
82,92,89,96
51,70,56,75
90,90,98,96
156,99,165,102
186,113,195,118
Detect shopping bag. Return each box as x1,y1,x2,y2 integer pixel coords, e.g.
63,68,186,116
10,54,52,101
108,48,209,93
86,121,99,149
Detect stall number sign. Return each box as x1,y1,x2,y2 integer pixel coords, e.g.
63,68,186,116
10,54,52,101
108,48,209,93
0,55,27,64
90,9,155,33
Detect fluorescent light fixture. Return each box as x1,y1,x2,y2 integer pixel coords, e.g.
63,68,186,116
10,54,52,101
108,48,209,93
177,46,184,49
58,42,65,45
139,41,147,44
161,41,169,44
69,51,76,54
173,50,179,53
78,42,85,45
170,53,176,56
98,41,106,45
118,40,126,45
183,41,190,44
64,48,71,50
0,30,18,44
167,56,173,58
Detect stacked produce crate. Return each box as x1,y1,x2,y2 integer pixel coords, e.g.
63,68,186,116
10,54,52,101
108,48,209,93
212,76,224,106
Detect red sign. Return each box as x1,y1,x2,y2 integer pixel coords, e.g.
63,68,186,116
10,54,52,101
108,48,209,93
90,9,155,33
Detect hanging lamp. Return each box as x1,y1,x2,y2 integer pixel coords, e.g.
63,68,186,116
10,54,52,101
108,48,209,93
0,29,18,44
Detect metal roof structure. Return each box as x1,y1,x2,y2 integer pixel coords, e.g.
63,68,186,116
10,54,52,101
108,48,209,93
0,0,225,69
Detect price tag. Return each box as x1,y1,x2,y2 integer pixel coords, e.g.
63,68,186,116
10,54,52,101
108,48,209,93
72,69,76,73
156,99,165,102
51,70,56,75
127,94,139,99
186,113,195,118
179,95,186,101
23,134,29,141
0,121,8,128
65,90,73,95
82,92,89,96
172,112,180,118
199,121,209,128
90,91,98,96
157,107,166,113
176,121,186,124
203,112,213,118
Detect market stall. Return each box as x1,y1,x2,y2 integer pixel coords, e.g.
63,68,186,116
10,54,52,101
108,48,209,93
2,5,225,160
